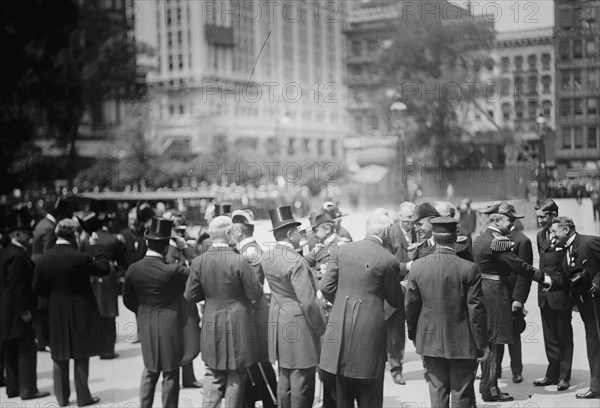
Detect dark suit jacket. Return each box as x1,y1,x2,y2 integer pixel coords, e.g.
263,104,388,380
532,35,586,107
406,247,487,359
564,233,600,287
124,255,199,372
507,227,533,304
261,243,325,369
33,243,110,361
536,229,571,310
320,236,403,379
31,216,56,263
0,244,37,341
389,223,416,264
459,208,477,234
186,245,262,370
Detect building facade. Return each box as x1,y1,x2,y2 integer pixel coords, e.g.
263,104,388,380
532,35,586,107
134,0,349,162
554,0,600,177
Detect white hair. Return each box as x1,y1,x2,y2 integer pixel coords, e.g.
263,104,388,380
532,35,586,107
398,202,416,221
208,216,233,241
366,213,392,236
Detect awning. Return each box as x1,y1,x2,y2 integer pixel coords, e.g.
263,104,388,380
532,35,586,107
349,164,389,184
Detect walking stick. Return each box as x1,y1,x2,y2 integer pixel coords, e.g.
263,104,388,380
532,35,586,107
257,362,277,405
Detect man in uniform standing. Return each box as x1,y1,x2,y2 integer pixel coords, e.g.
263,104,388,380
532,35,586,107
320,213,403,408
474,202,552,402
405,217,489,408
261,206,325,408
533,199,573,391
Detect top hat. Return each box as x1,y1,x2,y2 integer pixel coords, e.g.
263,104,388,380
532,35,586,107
309,209,334,229
214,203,232,217
144,217,175,240
480,201,524,219
4,208,33,234
535,198,559,214
269,206,301,231
54,197,70,217
412,202,440,222
430,216,458,234
231,209,255,225
569,267,592,297
77,212,102,234
322,202,346,220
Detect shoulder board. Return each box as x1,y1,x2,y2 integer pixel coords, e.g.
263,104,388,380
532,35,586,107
337,241,345,246
456,236,468,244
490,236,514,252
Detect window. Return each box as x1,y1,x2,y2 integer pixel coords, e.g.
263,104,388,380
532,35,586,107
574,98,583,117
500,78,510,96
561,70,571,90
528,101,537,119
574,127,584,148
502,103,511,120
589,69,598,88
587,39,598,59
331,140,338,158
303,138,311,154
370,114,379,130
317,139,324,156
559,8,571,29
514,76,524,94
573,7,583,28
528,54,537,71
542,53,551,70
514,55,523,72
178,54,183,69
588,127,598,148
543,100,552,118
542,75,551,94
169,105,174,116
527,75,538,96
560,40,570,60
573,70,582,89
168,54,173,71
562,128,571,149
351,40,362,56
588,98,598,116
501,57,510,73
560,99,571,117
515,101,524,119
178,104,184,115
367,39,378,53
573,40,583,59
288,138,296,156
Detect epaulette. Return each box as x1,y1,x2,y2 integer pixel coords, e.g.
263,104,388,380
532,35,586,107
456,236,468,244
491,235,514,252
336,241,345,246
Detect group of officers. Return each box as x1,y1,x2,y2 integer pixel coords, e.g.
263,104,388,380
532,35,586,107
1,196,599,408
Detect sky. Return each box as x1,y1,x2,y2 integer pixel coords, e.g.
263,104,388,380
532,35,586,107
451,0,554,31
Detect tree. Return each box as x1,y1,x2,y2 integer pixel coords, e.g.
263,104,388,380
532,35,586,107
380,0,495,166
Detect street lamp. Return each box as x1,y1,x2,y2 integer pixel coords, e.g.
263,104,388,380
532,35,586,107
390,100,408,203
536,113,548,199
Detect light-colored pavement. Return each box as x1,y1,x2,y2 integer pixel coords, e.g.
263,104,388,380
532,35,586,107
2,198,599,407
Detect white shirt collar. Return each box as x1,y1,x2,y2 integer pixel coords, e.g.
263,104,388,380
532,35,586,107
488,226,502,234
46,213,57,224
323,233,338,246
427,237,435,246
566,233,577,248
10,239,27,250
146,249,163,258
237,237,256,250
211,242,229,248
437,245,455,252
56,238,71,245
367,235,383,244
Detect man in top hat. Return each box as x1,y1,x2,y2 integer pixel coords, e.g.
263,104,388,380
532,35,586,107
405,217,489,408
323,202,352,242
79,212,125,360
186,215,263,408
496,208,535,384
231,209,278,408
548,216,600,399
533,199,574,391
319,212,403,408
123,217,200,408
474,201,553,402
261,206,326,408
0,209,50,400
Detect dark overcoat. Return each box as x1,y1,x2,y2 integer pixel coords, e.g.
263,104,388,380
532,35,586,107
536,229,572,310
506,227,533,304
124,255,200,372
0,244,37,341
31,216,56,263
186,245,262,370
405,247,488,359
319,236,403,379
33,242,110,361
473,228,543,344
261,243,325,369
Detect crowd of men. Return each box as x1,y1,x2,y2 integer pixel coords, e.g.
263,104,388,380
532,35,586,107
0,194,599,408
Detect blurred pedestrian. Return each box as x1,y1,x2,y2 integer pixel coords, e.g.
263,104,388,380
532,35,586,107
458,198,476,236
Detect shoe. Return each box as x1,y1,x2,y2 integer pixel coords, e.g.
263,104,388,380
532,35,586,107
575,390,600,399
533,377,558,386
557,380,570,391
482,394,514,402
490,386,509,396
512,373,523,383
78,396,100,406
21,391,50,400
182,381,203,388
99,353,119,360
392,373,406,385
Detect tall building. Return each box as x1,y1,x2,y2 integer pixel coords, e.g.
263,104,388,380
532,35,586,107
554,0,600,177
135,0,348,161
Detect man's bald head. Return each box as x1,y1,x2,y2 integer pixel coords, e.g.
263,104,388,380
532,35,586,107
366,213,392,236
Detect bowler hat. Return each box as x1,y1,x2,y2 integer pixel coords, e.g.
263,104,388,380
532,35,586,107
231,209,255,225
430,216,458,234
269,206,301,231
569,267,592,297
214,203,232,217
4,208,33,234
480,201,524,219
412,202,440,222
144,217,175,240
77,212,102,234
309,209,335,229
